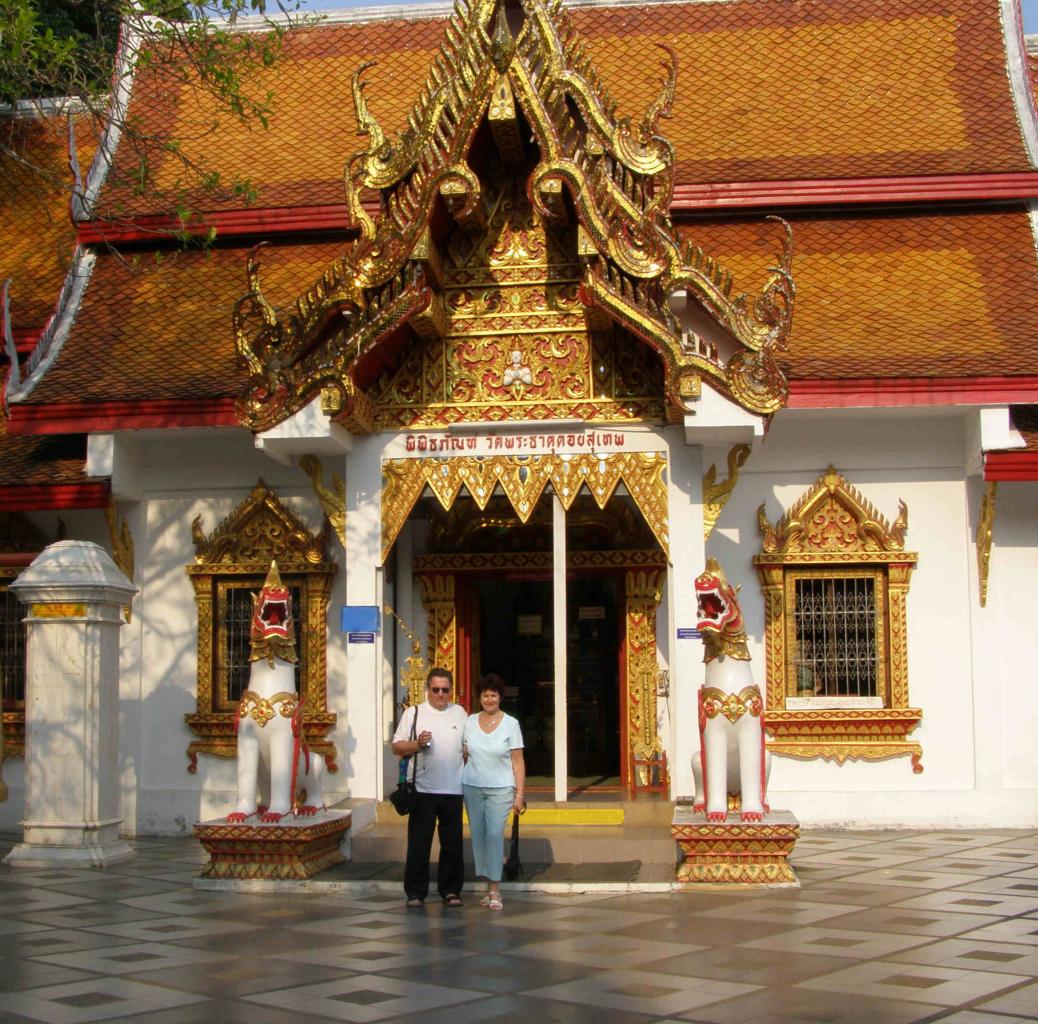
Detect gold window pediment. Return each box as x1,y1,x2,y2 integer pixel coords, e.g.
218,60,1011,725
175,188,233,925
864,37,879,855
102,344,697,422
185,482,337,772
754,468,923,772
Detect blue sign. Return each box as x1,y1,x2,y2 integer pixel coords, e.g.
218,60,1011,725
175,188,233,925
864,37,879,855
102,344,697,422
676,628,702,640
347,632,376,644
341,605,379,633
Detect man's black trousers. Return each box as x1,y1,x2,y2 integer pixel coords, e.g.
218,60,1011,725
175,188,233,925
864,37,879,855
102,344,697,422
404,792,464,901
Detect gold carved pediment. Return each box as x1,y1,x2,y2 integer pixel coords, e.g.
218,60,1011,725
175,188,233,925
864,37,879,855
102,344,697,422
190,481,327,569
756,467,912,563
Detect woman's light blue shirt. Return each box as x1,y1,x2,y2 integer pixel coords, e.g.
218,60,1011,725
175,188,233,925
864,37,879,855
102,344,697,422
462,713,524,788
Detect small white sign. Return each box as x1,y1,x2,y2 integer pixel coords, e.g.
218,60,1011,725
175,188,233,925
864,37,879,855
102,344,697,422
785,696,884,710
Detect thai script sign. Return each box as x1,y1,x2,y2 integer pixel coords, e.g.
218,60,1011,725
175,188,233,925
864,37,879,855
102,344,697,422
403,429,628,455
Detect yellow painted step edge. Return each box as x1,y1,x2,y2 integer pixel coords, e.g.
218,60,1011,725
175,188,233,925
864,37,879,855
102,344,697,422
462,808,625,826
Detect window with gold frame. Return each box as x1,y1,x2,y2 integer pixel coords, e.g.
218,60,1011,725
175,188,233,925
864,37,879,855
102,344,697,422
754,468,923,772
185,482,337,773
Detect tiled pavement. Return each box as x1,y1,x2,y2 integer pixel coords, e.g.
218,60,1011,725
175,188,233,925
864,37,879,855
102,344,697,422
1,830,1038,1023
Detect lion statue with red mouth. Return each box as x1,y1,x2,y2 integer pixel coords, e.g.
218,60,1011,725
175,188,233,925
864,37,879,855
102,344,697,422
227,560,326,823
693,558,770,823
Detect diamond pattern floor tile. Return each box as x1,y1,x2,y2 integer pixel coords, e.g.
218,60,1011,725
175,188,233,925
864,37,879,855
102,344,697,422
0,830,1036,1023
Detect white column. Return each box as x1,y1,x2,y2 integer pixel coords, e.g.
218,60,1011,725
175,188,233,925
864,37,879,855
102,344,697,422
5,541,137,867
553,491,568,801
344,437,385,801
666,439,705,800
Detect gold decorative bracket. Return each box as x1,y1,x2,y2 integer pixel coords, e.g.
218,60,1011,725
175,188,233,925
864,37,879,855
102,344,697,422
418,573,457,699
976,480,996,608
384,605,429,710
299,454,346,550
104,501,134,622
703,443,751,539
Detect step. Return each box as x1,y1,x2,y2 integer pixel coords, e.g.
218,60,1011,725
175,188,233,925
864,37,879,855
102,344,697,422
351,821,678,867
375,797,673,828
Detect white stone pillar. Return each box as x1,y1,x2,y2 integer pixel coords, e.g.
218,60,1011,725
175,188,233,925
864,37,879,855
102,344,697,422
667,438,705,800
552,491,568,802
4,541,137,867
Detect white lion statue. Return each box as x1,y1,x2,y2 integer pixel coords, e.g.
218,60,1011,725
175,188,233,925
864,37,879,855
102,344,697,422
691,559,770,822
227,560,326,823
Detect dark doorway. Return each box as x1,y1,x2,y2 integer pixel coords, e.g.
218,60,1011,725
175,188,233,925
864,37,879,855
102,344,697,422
474,573,621,788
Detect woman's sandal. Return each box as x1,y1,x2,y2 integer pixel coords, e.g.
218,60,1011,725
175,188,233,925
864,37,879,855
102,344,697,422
443,894,463,907
487,894,503,910
479,893,492,907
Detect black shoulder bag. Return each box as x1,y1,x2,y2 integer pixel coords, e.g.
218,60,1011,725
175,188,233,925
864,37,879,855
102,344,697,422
389,707,420,816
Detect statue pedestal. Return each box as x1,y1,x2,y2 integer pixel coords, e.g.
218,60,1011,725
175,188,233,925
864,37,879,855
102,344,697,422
194,811,351,880
671,807,800,887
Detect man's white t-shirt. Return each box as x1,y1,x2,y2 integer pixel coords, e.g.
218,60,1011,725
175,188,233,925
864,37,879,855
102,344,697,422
392,701,467,795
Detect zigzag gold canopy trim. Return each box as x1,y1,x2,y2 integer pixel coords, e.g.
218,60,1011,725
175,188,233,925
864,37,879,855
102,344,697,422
381,452,668,562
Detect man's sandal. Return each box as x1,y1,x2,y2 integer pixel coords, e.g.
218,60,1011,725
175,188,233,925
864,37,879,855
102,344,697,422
443,894,463,907
405,897,424,909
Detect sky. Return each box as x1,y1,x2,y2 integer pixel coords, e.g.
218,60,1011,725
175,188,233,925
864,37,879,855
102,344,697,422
285,0,1038,32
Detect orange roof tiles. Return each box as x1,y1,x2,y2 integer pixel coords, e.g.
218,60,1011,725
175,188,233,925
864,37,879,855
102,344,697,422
24,239,347,406
576,0,1031,184
21,205,1038,410
679,206,1038,379
0,417,87,487
0,116,87,334
96,0,1032,219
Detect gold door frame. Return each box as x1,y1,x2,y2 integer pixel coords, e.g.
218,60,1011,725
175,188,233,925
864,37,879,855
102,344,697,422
414,549,667,793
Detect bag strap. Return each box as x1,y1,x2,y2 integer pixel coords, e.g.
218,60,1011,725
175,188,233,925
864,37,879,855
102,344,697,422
409,706,419,784
511,810,520,842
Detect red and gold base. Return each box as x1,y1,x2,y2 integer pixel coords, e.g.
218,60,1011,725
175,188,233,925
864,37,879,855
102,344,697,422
194,811,351,880
671,808,800,887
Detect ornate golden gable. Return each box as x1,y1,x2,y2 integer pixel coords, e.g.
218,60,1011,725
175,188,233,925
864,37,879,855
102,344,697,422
191,481,328,568
757,467,910,563
185,482,337,773
754,468,922,773
234,0,794,433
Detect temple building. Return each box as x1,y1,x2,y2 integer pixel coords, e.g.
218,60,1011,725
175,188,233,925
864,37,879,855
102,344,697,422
1,0,1036,834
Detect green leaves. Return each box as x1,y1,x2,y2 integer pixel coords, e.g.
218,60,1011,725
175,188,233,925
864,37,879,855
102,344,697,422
2,0,304,242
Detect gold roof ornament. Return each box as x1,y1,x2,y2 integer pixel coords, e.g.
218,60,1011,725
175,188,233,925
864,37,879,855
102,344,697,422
234,0,795,432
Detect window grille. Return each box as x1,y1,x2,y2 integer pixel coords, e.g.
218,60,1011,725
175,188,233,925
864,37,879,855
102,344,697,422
0,586,26,706
791,574,878,698
216,580,303,707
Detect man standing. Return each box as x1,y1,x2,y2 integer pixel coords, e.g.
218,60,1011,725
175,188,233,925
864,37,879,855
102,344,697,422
391,667,467,907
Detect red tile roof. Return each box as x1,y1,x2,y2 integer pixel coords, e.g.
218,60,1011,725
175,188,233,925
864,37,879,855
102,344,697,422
94,0,1033,219
0,417,88,486
679,206,1038,379
24,239,347,405
0,116,85,335
19,206,1038,411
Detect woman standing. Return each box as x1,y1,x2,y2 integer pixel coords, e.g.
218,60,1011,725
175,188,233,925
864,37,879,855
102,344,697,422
462,673,526,910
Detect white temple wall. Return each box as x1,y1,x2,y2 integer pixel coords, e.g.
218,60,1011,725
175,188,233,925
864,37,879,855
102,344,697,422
705,409,1037,826
978,481,1038,800
103,430,351,835
5,414,1032,834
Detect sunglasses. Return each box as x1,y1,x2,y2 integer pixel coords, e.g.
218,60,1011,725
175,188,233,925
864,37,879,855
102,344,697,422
429,686,451,694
